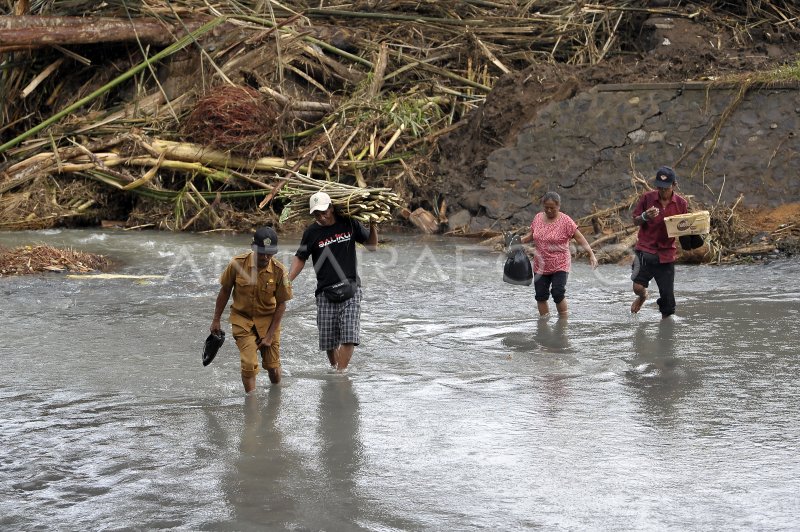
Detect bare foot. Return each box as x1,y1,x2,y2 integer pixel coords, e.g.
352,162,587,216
631,291,647,313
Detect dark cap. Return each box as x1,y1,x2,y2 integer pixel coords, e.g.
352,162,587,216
252,226,278,254
655,166,676,188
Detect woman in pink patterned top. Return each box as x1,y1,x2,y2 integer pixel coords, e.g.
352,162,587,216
521,192,598,317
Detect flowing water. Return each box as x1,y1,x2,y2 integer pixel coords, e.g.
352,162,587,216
1,229,798,531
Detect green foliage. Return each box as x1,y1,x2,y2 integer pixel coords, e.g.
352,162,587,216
728,54,800,84
381,95,446,138
770,56,800,81
173,186,187,226
279,206,292,224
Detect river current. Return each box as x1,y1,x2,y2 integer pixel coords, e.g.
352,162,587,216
1,229,798,531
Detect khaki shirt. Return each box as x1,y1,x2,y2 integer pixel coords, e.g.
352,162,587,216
219,252,292,332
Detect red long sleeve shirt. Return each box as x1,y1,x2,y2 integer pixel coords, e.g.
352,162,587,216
632,190,688,263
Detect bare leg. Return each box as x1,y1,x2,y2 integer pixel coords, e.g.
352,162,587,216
242,375,256,393
631,283,647,313
537,301,550,317
258,346,282,384
326,348,338,368
556,298,568,316
336,343,355,370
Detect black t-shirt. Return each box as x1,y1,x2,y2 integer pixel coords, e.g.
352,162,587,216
295,215,370,296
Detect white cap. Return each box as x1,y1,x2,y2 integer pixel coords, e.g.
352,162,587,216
309,191,332,214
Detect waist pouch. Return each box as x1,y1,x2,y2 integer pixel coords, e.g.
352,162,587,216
323,279,357,302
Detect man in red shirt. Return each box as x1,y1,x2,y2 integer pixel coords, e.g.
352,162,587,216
630,166,688,318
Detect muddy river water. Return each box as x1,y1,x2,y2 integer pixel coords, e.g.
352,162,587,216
1,229,798,531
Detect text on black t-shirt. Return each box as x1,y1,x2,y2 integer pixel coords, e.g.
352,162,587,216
295,216,370,295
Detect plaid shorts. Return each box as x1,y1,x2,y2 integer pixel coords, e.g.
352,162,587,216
316,286,362,351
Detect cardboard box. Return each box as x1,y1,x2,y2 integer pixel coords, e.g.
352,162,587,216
664,210,710,237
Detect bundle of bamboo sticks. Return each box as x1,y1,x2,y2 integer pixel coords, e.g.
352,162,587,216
276,173,403,224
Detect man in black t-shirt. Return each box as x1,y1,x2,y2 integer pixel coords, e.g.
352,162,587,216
288,191,378,370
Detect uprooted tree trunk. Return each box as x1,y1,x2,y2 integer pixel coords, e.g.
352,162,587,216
0,16,207,52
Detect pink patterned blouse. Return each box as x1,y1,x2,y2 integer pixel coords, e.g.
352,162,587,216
530,212,578,274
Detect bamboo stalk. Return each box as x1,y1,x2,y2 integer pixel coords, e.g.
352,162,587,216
188,182,220,227
588,226,637,248
122,152,165,190
474,37,511,74
150,139,300,173
368,42,390,99
328,127,361,170
396,50,492,93
75,199,95,213
271,8,487,26
81,170,273,201
20,58,65,98
181,204,209,231
377,124,405,160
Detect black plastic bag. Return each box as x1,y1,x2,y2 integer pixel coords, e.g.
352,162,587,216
503,234,533,286
202,331,225,366
679,234,705,250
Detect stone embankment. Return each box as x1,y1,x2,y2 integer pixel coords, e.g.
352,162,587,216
448,82,799,233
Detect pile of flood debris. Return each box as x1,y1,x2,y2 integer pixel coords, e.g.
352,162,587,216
0,244,109,276
1,1,799,265
5,0,645,232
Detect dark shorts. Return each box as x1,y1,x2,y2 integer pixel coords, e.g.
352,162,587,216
631,250,676,316
534,271,569,304
316,287,362,351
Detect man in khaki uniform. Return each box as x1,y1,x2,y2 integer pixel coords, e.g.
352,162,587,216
211,227,292,393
